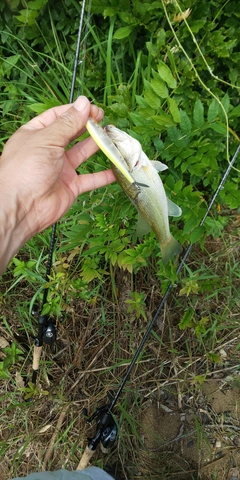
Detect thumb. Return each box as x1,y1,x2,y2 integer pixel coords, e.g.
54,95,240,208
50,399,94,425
45,96,91,148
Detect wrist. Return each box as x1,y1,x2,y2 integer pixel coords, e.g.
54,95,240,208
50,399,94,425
0,183,33,275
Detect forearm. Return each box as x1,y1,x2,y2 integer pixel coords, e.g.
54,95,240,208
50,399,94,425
0,187,32,275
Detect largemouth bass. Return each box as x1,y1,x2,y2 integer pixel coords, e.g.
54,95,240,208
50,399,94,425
105,125,182,265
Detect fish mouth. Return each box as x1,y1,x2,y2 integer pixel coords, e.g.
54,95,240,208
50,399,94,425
105,126,149,187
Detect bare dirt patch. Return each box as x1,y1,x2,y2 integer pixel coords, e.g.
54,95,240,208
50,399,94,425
136,379,240,479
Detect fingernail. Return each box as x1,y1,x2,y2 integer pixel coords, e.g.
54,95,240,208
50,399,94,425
73,96,89,112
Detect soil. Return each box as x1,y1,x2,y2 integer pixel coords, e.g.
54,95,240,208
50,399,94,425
136,379,240,479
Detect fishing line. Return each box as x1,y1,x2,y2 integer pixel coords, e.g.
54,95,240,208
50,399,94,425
69,0,88,101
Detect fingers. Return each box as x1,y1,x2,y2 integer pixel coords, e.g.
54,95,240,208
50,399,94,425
24,103,74,130
76,169,116,195
21,96,104,149
36,96,90,149
66,136,101,169
90,104,104,123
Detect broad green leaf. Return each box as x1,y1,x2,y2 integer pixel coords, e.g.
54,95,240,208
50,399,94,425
220,185,240,209
173,179,184,193
135,2,158,14
119,12,137,24
204,217,225,238
180,110,192,134
190,19,206,33
167,97,181,123
143,80,160,109
222,93,230,113
193,99,204,128
104,7,118,17
135,95,149,107
207,99,220,123
2,100,18,116
81,258,102,283
113,26,135,39
152,114,176,128
228,103,240,119
144,89,160,109
157,60,177,88
189,226,205,243
15,9,39,25
146,42,160,58
2,54,21,76
28,0,48,9
108,102,129,117
151,77,168,98
183,214,199,234
168,127,182,143
154,137,164,151
157,29,166,47
29,100,61,114
138,107,155,117
129,112,148,126
209,123,228,135
168,127,188,148
218,93,230,121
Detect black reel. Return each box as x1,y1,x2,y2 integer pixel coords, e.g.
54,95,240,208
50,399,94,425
100,413,118,449
32,306,57,347
42,322,57,345
83,402,118,451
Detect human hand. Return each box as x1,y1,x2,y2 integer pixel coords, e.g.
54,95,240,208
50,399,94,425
0,95,115,233
0,96,115,273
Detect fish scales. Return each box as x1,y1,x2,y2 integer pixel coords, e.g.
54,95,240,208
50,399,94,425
105,125,182,264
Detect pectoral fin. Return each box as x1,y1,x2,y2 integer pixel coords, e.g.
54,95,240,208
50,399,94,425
167,198,182,217
136,213,152,237
151,160,168,172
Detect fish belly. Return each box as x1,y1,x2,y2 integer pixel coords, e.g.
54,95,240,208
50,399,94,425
112,163,182,264
132,168,170,243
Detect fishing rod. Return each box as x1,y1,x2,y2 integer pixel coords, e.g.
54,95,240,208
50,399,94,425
77,144,240,468
31,0,88,385
28,0,240,471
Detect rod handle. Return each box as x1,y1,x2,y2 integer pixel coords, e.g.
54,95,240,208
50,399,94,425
76,446,95,470
32,345,42,371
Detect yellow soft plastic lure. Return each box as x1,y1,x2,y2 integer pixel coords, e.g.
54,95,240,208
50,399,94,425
86,118,135,185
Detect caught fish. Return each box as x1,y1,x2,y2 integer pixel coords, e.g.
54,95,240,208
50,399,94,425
105,125,182,265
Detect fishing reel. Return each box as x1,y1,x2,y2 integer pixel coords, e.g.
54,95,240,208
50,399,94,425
35,316,57,347
32,304,57,347
41,318,57,346
83,397,118,451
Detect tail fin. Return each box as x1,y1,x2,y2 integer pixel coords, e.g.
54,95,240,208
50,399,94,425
161,235,182,265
